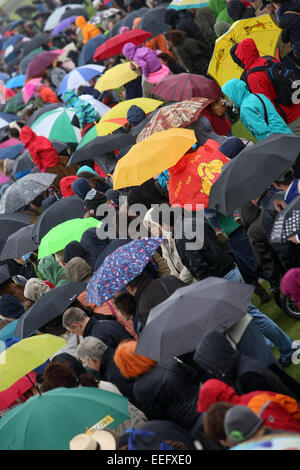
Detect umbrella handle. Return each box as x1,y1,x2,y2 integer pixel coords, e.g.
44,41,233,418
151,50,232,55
26,373,42,396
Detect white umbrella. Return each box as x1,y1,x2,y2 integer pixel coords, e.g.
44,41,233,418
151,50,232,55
57,64,105,96
80,95,110,117
44,5,86,32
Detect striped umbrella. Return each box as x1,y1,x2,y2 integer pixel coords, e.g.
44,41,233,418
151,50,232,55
31,107,81,144
57,64,105,96
168,0,209,9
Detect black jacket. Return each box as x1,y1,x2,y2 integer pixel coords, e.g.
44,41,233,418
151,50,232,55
133,358,201,430
83,316,133,349
227,0,255,21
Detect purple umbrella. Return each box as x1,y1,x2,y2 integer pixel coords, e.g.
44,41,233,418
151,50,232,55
86,237,164,306
51,15,77,37
25,50,64,81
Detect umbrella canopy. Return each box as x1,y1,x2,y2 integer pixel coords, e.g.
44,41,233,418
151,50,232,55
151,73,222,102
231,434,300,451
20,34,50,57
209,133,300,215
68,133,135,167
44,5,88,32
26,103,61,127
79,95,110,117
270,196,300,244
0,111,18,129
138,5,169,36
0,265,10,285
38,218,101,259
26,50,63,81
96,98,163,137
208,14,281,87
0,73,10,83
0,138,20,150
0,144,24,160
109,9,149,37
0,372,37,412
5,74,26,89
168,0,209,9
31,107,81,144
93,29,152,61
0,335,66,392
0,173,57,215
78,34,106,67
57,64,105,96
137,97,212,142
0,224,35,261
32,195,86,244
19,48,44,74
4,92,25,113
95,62,138,93
15,282,87,339
0,213,31,254
15,5,36,17
135,277,254,362
51,15,77,37
0,387,130,450
13,149,35,174
87,238,163,306
60,7,88,22
23,78,42,104
4,20,25,33
113,128,197,190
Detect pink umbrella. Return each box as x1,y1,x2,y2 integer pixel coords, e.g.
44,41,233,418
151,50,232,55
0,174,9,185
0,138,20,150
23,78,42,104
0,371,37,411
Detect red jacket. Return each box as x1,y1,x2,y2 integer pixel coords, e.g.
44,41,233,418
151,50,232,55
20,127,59,172
60,176,78,198
198,378,300,433
235,38,300,124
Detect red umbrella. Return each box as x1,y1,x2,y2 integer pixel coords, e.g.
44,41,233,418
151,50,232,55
25,50,64,81
151,74,223,102
93,29,152,61
0,371,36,411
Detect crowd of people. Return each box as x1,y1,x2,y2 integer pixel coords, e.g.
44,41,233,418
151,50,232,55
0,0,300,452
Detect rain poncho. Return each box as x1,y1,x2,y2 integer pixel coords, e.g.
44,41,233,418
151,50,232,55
222,79,293,141
20,127,59,173
62,90,100,128
38,255,69,287
122,43,162,78
75,16,102,44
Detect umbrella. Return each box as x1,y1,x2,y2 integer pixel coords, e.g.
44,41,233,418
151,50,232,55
26,50,63,81
2,35,25,51
31,107,81,144
93,29,153,61
52,140,68,154
0,111,18,129
26,103,61,127
51,15,77,37
122,8,149,29
0,265,10,285
270,196,300,244
0,144,24,160
89,8,121,27
87,238,164,306
96,97,163,137
0,175,9,185
15,282,87,339
13,150,35,174
0,83,15,105
0,173,57,215
0,213,31,254
79,95,110,117
0,73,10,82
0,372,37,412
95,239,131,270
18,48,44,74
113,128,197,190
209,133,300,215
57,64,105,96
20,34,50,57
78,34,107,67
60,7,88,22
22,78,42,104
4,20,24,33
135,277,254,362
151,73,222,102
168,0,209,9
44,5,88,32
0,334,66,392
68,133,135,167
138,5,169,36
76,125,98,149
38,218,101,259
0,138,20,150
0,224,36,262
32,195,86,243
208,14,282,87
15,5,36,17
0,387,130,450
4,92,25,113
231,434,300,451
137,97,212,142
95,62,138,93
5,74,26,89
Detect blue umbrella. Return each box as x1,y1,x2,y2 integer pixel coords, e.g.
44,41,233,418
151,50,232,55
0,144,24,160
86,237,164,306
57,64,105,96
51,15,77,37
2,35,25,51
0,73,10,82
4,20,25,33
0,112,18,125
78,34,106,67
6,75,26,89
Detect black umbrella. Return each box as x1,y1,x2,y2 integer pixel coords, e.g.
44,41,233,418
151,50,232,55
0,213,31,253
60,7,88,21
270,195,300,244
67,133,135,167
26,103,61,127
135,277,254,362
0,264,10,285
138,5,169,36
16,5,36,18
15,282,87,338
209,133,300,215
52,140,68,154
32,195,86,244
20,34,51,57
0,225,37,261
123,8,149,28
13,149,35,175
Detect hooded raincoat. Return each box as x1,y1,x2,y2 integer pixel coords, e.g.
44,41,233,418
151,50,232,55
62,90,100,128
38,255,69,287
75,16,102,44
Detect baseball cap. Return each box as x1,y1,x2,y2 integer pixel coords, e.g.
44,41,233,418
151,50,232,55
224,405,265,443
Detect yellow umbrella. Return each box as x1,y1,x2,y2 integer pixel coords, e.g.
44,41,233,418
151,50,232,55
96,97,163,136
113,128,197,190
0,334,67,392
95,62,138,92
208,14,281,87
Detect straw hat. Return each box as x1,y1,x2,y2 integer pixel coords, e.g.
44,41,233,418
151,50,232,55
69,430,117,450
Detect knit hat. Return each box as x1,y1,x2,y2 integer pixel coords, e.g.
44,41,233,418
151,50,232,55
60,176,79,198
127,105,146,127
0,294,25,320
71,178,92,200
219,137,246,159
65,257,93,283
114,340,156,378
24,278,51,302
281,268,300,309
224,405,265,444
76,165,97,177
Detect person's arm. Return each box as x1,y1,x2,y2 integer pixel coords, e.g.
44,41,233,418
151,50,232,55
240,105,271,141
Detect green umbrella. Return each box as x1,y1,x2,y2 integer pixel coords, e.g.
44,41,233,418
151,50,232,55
4,92,27,113
31,107,82,144
38,218,101,259
0,387,130,450
77,125,98,149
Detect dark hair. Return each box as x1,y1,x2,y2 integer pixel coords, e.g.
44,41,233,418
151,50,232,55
38,314,66,336
274,168,294,185
8,127,20,139
78,373,99,388
157,52,181,66
42,362,78,391
166,30,186,47
114,293,136,319
203,402,234,441
77,85,84,96
70,298,94,318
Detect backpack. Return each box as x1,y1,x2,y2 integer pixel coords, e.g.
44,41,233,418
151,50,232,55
125,428,174,450
246,57,300,106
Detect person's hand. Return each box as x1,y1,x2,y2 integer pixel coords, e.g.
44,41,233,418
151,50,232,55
288,235,300,244
274,199,286,212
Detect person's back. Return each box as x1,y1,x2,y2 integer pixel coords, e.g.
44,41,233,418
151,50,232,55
276,0,300,62
83,316,133,349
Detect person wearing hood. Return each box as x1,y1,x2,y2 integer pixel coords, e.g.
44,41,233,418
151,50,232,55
71,177,92,201
126,105,146,128
272,0,300,64
209,0,234,23
164,9,206,43
75,16,102,44
222,78,293,141
281,268,300,310
38,255,69,288
60,176,79,198
24,278,52,302
227,0,256,21
62,90,100,130
232,38,300,134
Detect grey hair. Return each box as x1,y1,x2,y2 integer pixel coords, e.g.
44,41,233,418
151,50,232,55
76,336,108,363
62,307,88,330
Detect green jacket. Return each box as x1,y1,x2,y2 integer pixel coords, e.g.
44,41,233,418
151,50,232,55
217,213,240,236
38,256,69,287
208,0,233,24
195,7,217,48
